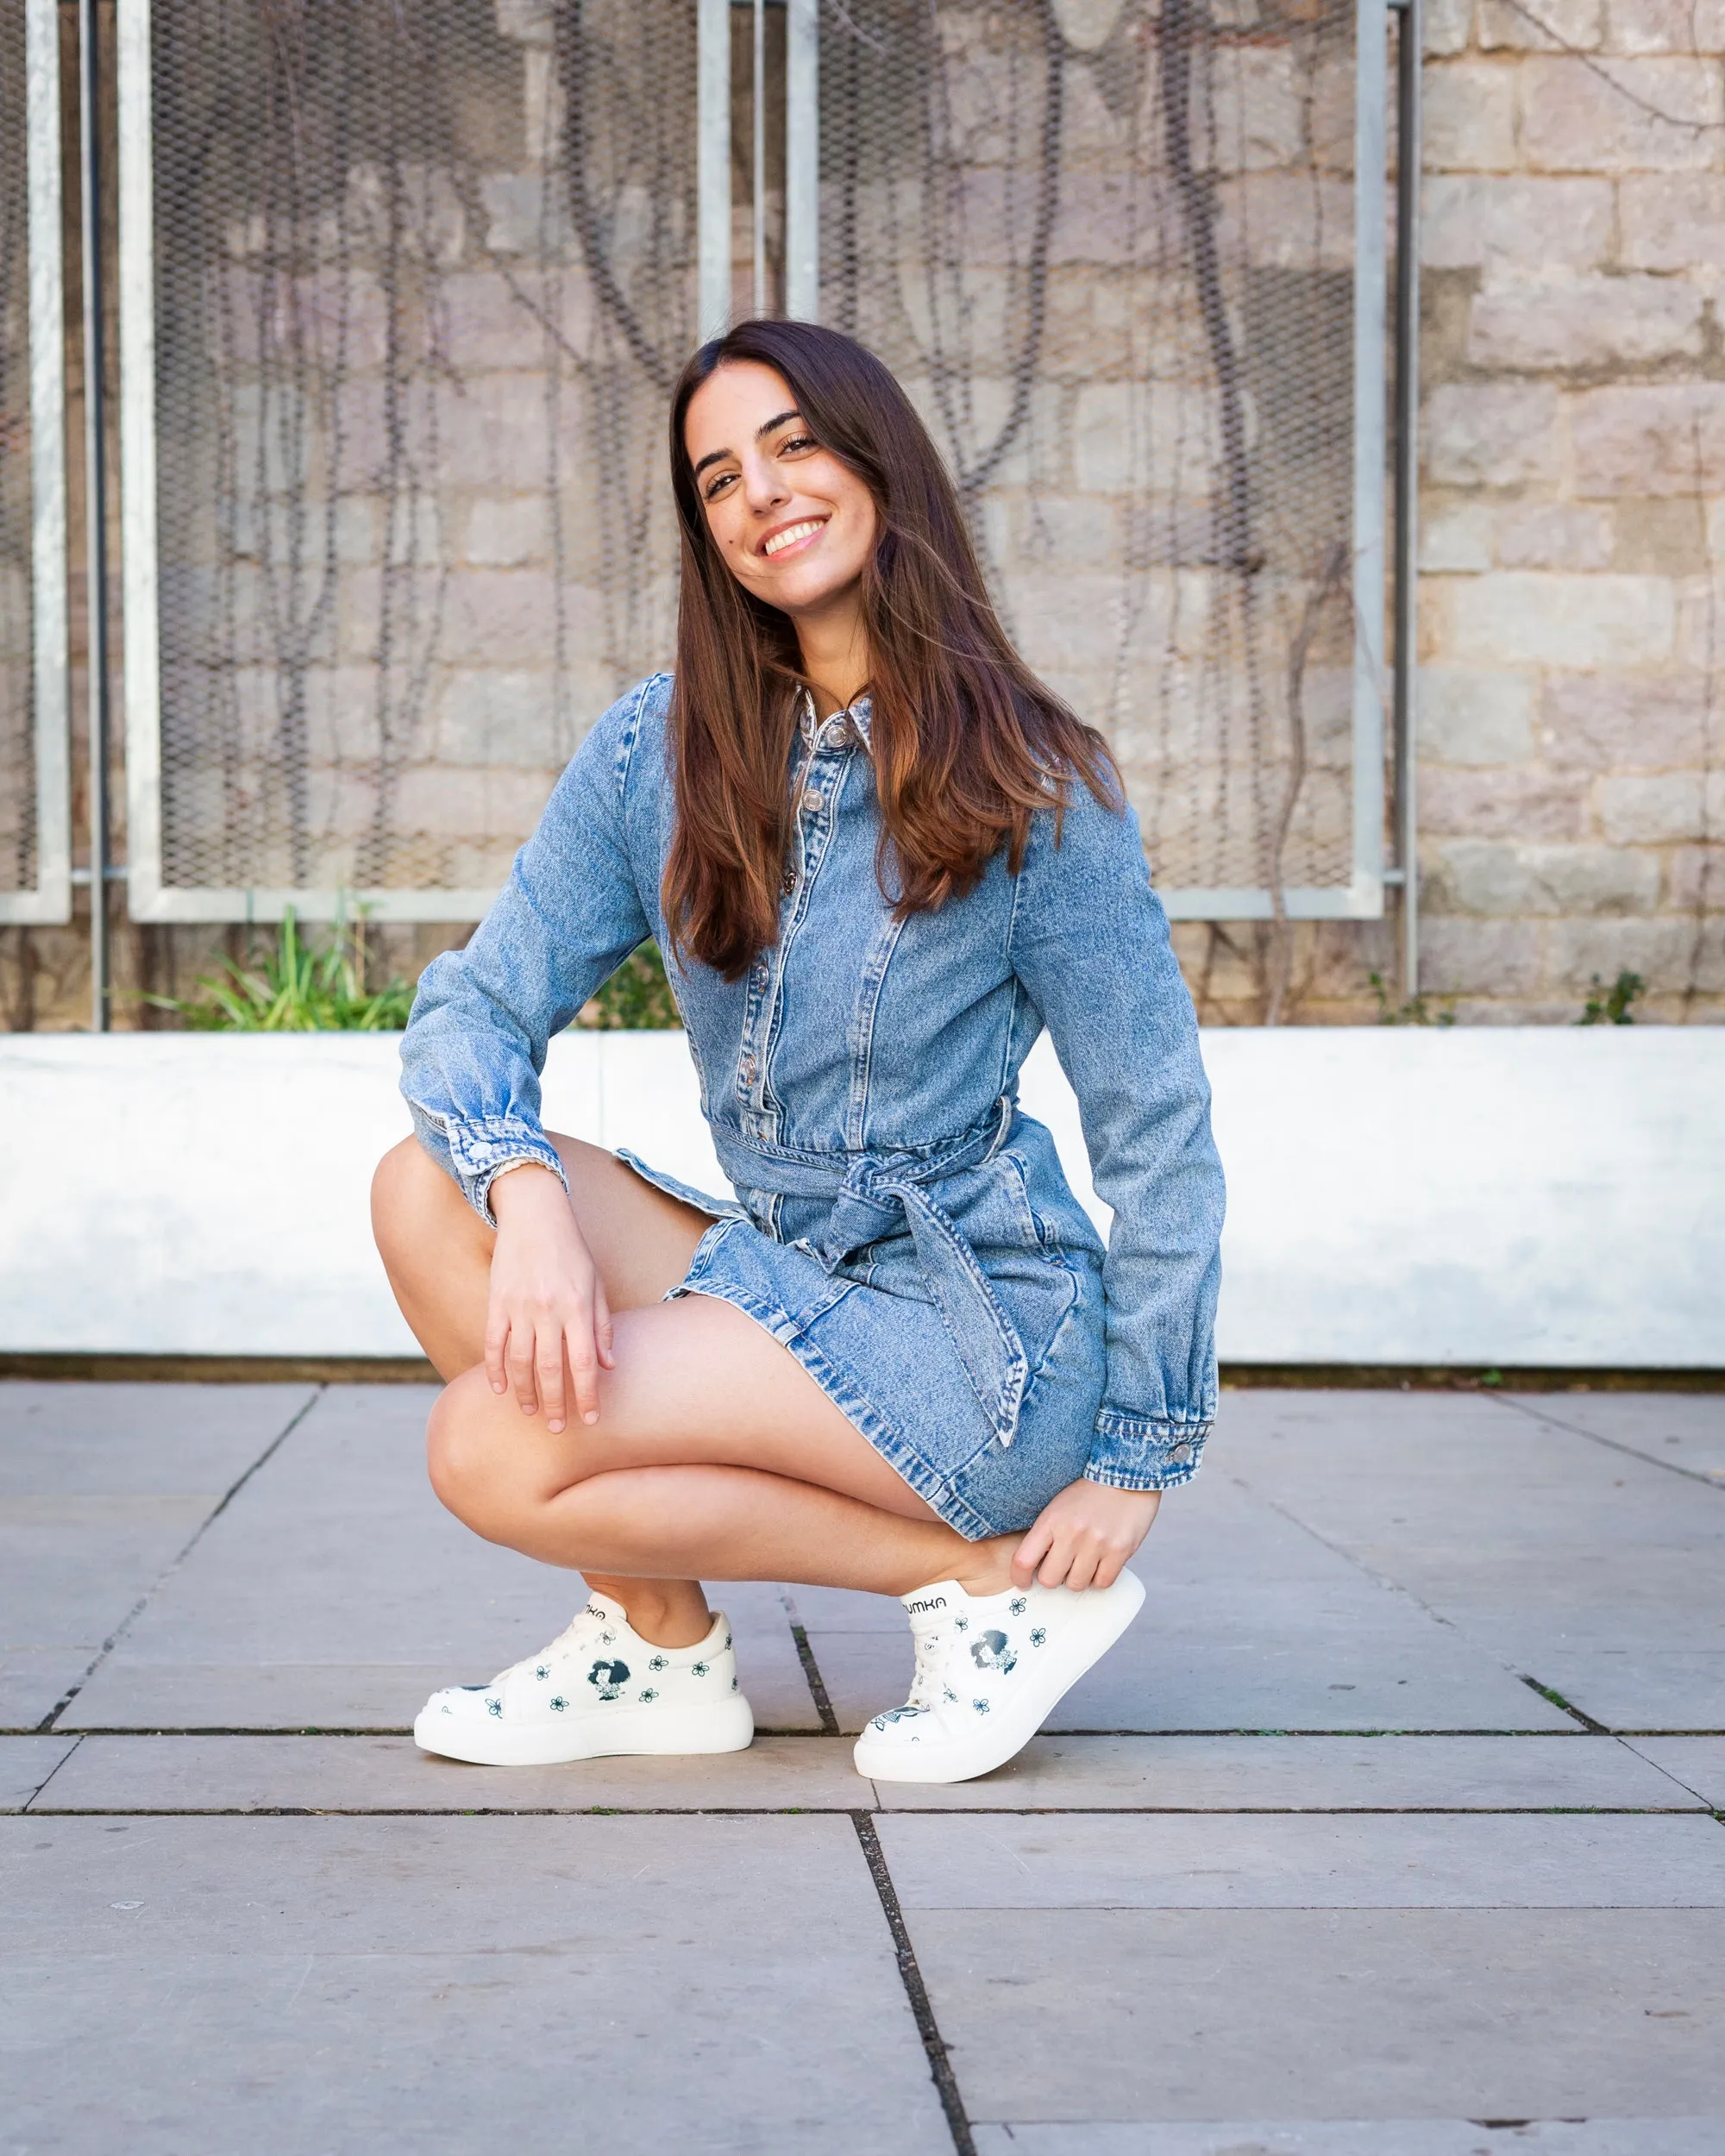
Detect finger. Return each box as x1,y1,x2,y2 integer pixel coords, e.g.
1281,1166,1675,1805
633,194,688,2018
1038,1534,1077,1589
568,1326,600,1426
1064,1543,1102,1593
484,1311,510,1396
506,1326,539,1414
593,1279,616,1371
536,1330,568,1433
1011,1521,1053,1590
1093,1545,1125,1590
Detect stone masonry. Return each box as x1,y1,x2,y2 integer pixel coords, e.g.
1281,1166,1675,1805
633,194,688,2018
1414,0,1725,1020
3,0,1722,1029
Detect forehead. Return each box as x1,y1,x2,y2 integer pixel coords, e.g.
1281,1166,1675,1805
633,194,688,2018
683,360,797,458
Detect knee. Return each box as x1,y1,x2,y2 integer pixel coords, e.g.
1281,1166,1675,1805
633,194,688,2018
426,1371,508,1536
371,1136,445,1265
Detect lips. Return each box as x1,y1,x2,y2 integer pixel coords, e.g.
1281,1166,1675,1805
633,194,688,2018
759,516,828,561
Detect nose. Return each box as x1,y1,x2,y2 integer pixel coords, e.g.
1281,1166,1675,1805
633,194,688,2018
740,451,789,519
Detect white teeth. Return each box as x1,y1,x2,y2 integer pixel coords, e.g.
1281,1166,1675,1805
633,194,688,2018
762,518,825,557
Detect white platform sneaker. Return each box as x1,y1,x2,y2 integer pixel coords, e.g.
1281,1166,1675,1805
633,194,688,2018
413,1595,755,1766
852,1568,1146,1784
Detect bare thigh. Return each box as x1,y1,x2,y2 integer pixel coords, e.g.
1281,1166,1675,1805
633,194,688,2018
373,1130,717,1374
373,1133,941,1527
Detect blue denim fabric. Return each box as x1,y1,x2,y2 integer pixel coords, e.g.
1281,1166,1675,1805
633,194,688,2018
401,672,1225,1524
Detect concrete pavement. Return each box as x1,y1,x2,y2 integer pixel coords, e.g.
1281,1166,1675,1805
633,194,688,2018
3,1380,1722,2154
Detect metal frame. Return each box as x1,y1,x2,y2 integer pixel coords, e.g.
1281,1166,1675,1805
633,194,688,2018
116,0,502,924
2,0,72,925
1160,0,1389,923
1392,0,1422,991
114,0,1389,927
699,0,819,336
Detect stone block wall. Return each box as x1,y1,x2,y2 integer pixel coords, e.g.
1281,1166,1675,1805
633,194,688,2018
1414,0,1724,1019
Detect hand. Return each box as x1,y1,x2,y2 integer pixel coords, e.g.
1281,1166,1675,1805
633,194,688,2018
1012,1480,1162,1592
485,1165,615,1434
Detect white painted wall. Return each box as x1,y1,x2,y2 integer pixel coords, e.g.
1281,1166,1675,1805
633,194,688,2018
1,1028,1719,1364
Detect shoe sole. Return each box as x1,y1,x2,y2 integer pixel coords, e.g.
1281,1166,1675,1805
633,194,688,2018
853,1570,1147,1786
413,1694,755,1767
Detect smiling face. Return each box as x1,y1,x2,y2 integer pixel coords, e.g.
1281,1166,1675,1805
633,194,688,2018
683,360,880,624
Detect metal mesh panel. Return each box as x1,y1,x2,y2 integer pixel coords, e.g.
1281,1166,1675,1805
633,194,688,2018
0,0,38,901
132,0,697,915
820,0,1373,910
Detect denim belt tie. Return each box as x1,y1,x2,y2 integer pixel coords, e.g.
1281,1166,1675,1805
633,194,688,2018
712,1098,1030,1447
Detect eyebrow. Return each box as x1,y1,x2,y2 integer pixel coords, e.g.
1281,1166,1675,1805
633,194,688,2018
692,408,805,480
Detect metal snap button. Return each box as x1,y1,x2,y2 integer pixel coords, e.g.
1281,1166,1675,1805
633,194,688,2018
1170,1442,1193,1463
781,869,797,896
800,789,823,815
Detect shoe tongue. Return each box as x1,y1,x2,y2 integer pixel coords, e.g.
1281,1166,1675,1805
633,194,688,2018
900,1581,964,1634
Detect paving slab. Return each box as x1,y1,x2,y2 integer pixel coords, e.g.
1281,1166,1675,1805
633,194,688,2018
32,1732,871,1812
1624,1738,1725,1809
799,1469,1571,1735
0,1381,317,1493
910,1908,1725,2120
63,1386,821,1732
1504,1391,1725,1483
0,1382,313,1727
0,1814,949,2156
872,1733,1704,1812
972,2122,1725,2155
0,1735,79,1810
1217,1392,1725,1732
877,1811,1725,1909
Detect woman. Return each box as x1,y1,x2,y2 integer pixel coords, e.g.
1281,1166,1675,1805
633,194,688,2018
372,318,1224,1787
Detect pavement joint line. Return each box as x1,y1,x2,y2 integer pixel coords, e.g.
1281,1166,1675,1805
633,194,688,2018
781,1590,841,1736
12,1802,1725,1818
9,1723,1725,1739
1622,1736,1725,1808
852,1810,977,2156
17,1732,84,1808
1489,1390,1725,1490
1520,1675,1611,1734
33,1384,328,1735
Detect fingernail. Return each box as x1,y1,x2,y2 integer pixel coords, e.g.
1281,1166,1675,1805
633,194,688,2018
583,1410,599,1426
547,1419,563,1433
490,1382,505,1394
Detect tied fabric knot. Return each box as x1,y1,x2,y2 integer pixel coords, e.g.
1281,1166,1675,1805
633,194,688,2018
714,1099,1029,1446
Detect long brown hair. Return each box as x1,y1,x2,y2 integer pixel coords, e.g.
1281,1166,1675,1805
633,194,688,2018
663,318,1119,979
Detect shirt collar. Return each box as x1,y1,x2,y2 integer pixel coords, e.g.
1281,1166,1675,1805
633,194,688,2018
798,688,873,753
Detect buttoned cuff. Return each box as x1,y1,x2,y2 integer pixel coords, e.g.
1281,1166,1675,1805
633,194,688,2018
1083,1409,1211,1491
411,1104,568,1227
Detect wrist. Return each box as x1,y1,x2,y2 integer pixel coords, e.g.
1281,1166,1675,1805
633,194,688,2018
488,1162,568,1224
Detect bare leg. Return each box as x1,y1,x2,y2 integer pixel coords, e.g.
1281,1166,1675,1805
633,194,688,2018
371,1138,1013,1645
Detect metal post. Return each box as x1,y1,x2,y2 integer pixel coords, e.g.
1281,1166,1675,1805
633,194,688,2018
785,0,819,319
699,0,732,339
1349,0,1389,924
79,0,111,1030
752,0,768,315
1392,0,1422,998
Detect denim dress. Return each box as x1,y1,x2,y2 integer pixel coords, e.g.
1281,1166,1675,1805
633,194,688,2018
400,673,1225,1539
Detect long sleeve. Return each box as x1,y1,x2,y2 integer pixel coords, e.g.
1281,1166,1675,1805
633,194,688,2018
1007,784,1225,1489
398,679,660,1223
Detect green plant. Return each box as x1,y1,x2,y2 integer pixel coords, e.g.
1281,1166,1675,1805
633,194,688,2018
143,909,415,1031
1578,969,1643,1025
1368,971,1455,1027
578,941,682,1030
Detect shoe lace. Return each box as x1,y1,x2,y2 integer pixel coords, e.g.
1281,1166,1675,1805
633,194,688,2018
906,1624,946,1709
499,1603,606,1686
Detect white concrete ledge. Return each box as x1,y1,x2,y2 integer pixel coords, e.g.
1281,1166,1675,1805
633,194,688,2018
0,1028,1719,1365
